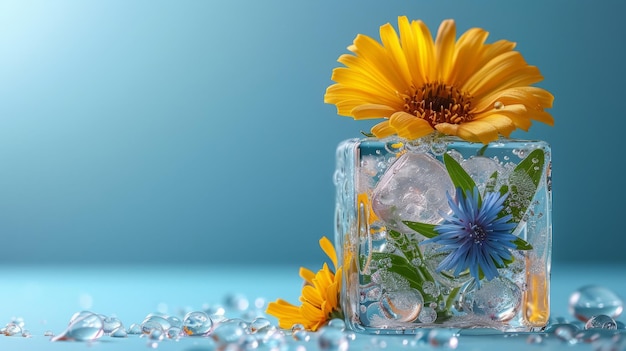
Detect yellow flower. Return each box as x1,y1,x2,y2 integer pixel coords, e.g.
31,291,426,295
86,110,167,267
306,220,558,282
324,17,554,144
266,237,343,331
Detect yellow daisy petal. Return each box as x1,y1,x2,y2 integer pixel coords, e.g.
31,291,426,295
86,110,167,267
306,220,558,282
319,237,338,270
324,18,553,144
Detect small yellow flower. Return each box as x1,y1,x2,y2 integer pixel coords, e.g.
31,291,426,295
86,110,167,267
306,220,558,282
266,237,343,331
324,16,554,144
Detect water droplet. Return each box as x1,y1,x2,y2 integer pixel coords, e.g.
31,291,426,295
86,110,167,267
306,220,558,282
166,327,182,339
317,326,349,351
292,329,310,342
327,318,346,331
211,320,245,344
494,101,504,110
127,323,142,334
569,285,624,322
553,324,579,345
183,311,213,336
51,311,104,342
249,317,272,333
102,316,122,334
380,288,423,322
585,314,617,330
427,328,458,349
3,322,22,336
461,277,521,322
149,328,164,341
526,334,543,344
110,326,128,338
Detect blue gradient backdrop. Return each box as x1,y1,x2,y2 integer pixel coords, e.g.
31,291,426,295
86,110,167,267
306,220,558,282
0,0,624,265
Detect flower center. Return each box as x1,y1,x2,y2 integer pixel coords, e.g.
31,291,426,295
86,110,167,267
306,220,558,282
470,224,487,244
403,82,473,127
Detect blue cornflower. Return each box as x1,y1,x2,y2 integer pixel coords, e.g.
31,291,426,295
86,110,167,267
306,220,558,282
424,186,518,283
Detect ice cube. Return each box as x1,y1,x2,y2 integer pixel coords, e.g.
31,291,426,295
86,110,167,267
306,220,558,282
371,153,453,231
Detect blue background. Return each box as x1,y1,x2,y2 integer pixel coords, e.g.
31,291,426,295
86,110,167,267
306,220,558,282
0,0,624,266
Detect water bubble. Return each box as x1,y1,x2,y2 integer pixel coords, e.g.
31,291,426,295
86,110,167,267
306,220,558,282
110,326,128,338
380,288,423,322
461,277,521,322
585,315,618,330
51,311,104,342
292,329,310,342
552,324,579,345
427,328,458,349
183,311,213,336
149,328,164,341
212,320,245,344
249,317,272,333
569,285,624,322
102,316,123,334
166,326,182,339
494,101,504,110
3,322,22,336
327,318,346,331
127,323,142,334
318,326,349,351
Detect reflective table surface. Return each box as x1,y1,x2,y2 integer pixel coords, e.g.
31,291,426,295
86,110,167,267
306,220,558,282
0,262,624,350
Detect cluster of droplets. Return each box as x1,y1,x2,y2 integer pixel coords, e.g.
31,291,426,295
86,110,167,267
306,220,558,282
39,294,359,350
3,285,625,350
0,317,30,337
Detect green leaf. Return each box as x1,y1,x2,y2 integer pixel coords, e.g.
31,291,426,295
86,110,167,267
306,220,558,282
513,237,533,250
515,149,545,188
484,171,499,194
402,221,439,238
443,153,478,199
500,148,545,223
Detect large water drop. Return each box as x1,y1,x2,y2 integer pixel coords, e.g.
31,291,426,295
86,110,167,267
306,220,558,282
51,311,104,342
569,285,624,322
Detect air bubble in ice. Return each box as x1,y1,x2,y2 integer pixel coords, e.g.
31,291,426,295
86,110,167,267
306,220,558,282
569,285,624,322
461,156,504,193
380,289,423,322
418,306,437,323
461,277,521,322
371,153,454,229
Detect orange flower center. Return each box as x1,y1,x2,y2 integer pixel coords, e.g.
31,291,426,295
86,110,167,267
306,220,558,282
403,82,473,127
